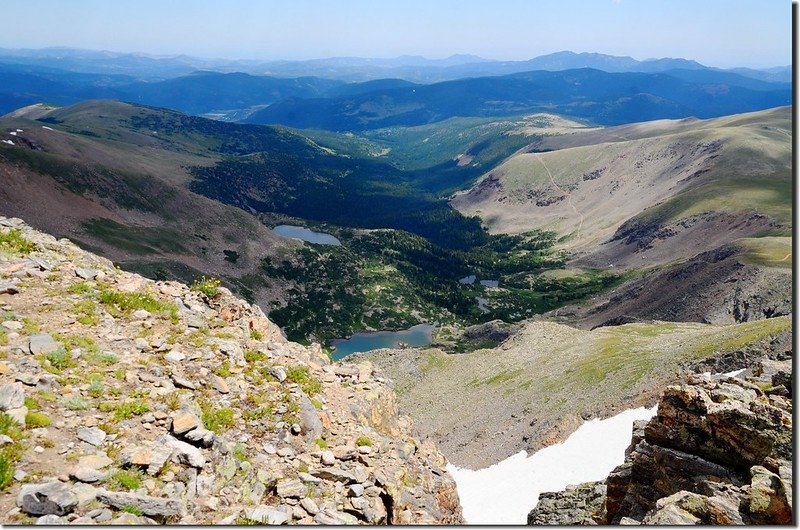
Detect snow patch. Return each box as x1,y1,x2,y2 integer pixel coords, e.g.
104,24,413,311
723,368,746,378
447,405,657,524
9,131,16,136
2,140,14,145
41,126,54,131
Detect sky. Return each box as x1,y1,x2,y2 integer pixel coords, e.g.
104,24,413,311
0,0,792,68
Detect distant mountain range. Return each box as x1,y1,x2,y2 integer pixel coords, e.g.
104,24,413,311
0,47,790,83
245,68,790,129
0,47,791,130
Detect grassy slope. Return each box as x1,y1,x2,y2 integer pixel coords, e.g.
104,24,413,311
364,315,792,468
453,106,791,265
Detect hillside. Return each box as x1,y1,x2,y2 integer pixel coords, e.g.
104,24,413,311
453,106,791,327
0,217,463,524
361,317,791,469
0,101,627,346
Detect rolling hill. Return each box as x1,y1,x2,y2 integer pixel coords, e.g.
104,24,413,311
452,106,791,326
245,68,791,130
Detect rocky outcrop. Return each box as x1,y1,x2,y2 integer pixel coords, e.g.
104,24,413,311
528,356,793,525
0,217,463,524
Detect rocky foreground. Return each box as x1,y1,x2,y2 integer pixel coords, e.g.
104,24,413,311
0,217,462,524
528,356,793,525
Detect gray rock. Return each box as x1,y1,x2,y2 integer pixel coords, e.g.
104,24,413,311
243,506,289,525
277,447,295,458
164,350,185,363
29,334,59,355
75,268,99,280
16,482,79,516
96,490,184,517
311,467,356,484
163,435,206,468
321,451,336,466
300,497,320,515
0,281,19,295
7,405,27,425
298,395,323,439
76,427,107,446
170,374,196,390
35,514,67,525
276,478,307,498
183,427,215,448
348,484,365,497
314,509,358,525
132,309,151,320
269,366,287,382
70,467,107,483
217,340,245,366
72,483,99,508
0,382,25,410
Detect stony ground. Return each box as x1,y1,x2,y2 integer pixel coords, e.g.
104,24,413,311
0,216,462,524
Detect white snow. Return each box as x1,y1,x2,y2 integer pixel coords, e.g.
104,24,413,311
2,140,14,145
723,368,746,378
447,405,657,524
15,129,22,132
9,131,16,136
41,126,54,131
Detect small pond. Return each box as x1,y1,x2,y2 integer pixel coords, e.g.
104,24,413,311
330,324,436,360
272,225,341,246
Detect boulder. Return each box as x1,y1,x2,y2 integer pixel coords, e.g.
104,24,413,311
29,334,59,355
0,382,25,410
96,490,184,517
16,482,79,516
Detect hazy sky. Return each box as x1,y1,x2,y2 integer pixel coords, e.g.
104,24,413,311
0,0,792,68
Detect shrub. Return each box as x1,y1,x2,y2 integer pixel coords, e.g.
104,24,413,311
112,400,150,421
190,276,221,298
68,282,92,295
74,301,100,326
244,350,266,363
44,347,73,371
355,436,372,447
25,412,51,428
200,402,235,434
0,413,23,440
286,366,322,396
315,437,328,449
250,329,264,341
63,397,90,411
98,288,176,319
109,469,143,490
213,361,232,378
0,229,36,255
0,454,13,489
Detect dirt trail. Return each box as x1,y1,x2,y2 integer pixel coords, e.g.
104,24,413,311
534,153,584,238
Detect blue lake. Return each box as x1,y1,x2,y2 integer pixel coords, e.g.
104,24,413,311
272,225,341,246
330,324,436,360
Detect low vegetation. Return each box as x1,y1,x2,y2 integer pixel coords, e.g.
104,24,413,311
0,228,36,255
